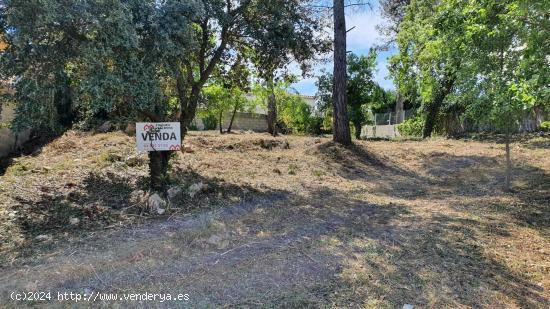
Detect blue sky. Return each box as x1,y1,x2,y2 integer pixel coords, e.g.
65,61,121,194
292,3,397,95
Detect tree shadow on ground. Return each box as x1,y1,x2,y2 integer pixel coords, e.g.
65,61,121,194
314,141,422,179
2,182,548,308
464,132,549,144
10,172,135,247
315,140,550,203
2,137,549,307
524,138,550,150
252,188,549,308
0,134,58,176
4,168,289,265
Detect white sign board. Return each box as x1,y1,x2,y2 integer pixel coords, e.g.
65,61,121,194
136,122,181,152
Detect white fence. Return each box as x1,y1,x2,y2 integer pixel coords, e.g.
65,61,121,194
361,125,400,139
361,108,416,139
373,109,417,126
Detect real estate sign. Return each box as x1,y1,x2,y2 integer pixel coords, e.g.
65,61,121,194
136,122,181,152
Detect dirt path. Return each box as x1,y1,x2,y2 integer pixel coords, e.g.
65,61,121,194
1,132,549,308
0,193,373,307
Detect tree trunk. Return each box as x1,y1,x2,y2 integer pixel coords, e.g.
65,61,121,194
395,93,404,123
422,101,439,138
227,102,239,133
505,127,512,191
219,110,224,134
422,78,455,138
332,0,352,145
179,85,201,139
148,151,170,191
267,84,278,136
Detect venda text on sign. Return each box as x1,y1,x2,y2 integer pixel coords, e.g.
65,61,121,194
136,122,181,152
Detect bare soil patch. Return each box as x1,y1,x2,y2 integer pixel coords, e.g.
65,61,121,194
0,131,549,308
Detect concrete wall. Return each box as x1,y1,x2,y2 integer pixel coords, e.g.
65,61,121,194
361,124,401,139
193,112,268,132
220,112,268,132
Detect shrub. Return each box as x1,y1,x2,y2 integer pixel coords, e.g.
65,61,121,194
202,114,218,130
398,115,424,137
541,121,550,132
188,121,198,131
278,97,324,135
279,99,311,134
305,116,323,135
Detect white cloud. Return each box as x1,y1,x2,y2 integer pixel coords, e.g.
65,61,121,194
346,10,386,51
292,6,396,94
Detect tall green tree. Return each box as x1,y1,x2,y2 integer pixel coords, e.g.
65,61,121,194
347,50,378,138
175,0,328,138
389,0,473,138
0,0,328,191
463,0,549,190
248,0,329,136
391,0,549,189
201,85,250,134
201,54,252,134
1,0,201,189
316,50,386,139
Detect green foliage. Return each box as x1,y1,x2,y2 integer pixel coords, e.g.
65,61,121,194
305,116,324,135
200,83,254,132
390,0,549,136
174,0,329,133
316,50,393,137
1,0,327,136
252,81,321,135
541,121,550,132
0,0,199,133
202,114,217,131
247,0,330,98
397,115,424,137
278,95,320,135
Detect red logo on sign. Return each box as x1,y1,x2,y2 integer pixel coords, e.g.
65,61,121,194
169,145,181,151
143,124,155,130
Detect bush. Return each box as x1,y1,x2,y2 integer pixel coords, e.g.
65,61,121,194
398,115,424,137
305,116,323,135
202,114,218,130
278,96,326,135
279,99,310,134
188,121,198,131
541,121,550,132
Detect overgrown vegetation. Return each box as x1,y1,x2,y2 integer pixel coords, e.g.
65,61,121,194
0,0,329,190
397,114,424,137
316,50,396,139
389,0,549,139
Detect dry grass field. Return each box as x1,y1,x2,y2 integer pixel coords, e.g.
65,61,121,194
0,130,549,308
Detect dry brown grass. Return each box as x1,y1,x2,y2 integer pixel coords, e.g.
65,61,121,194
0,130,549,308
